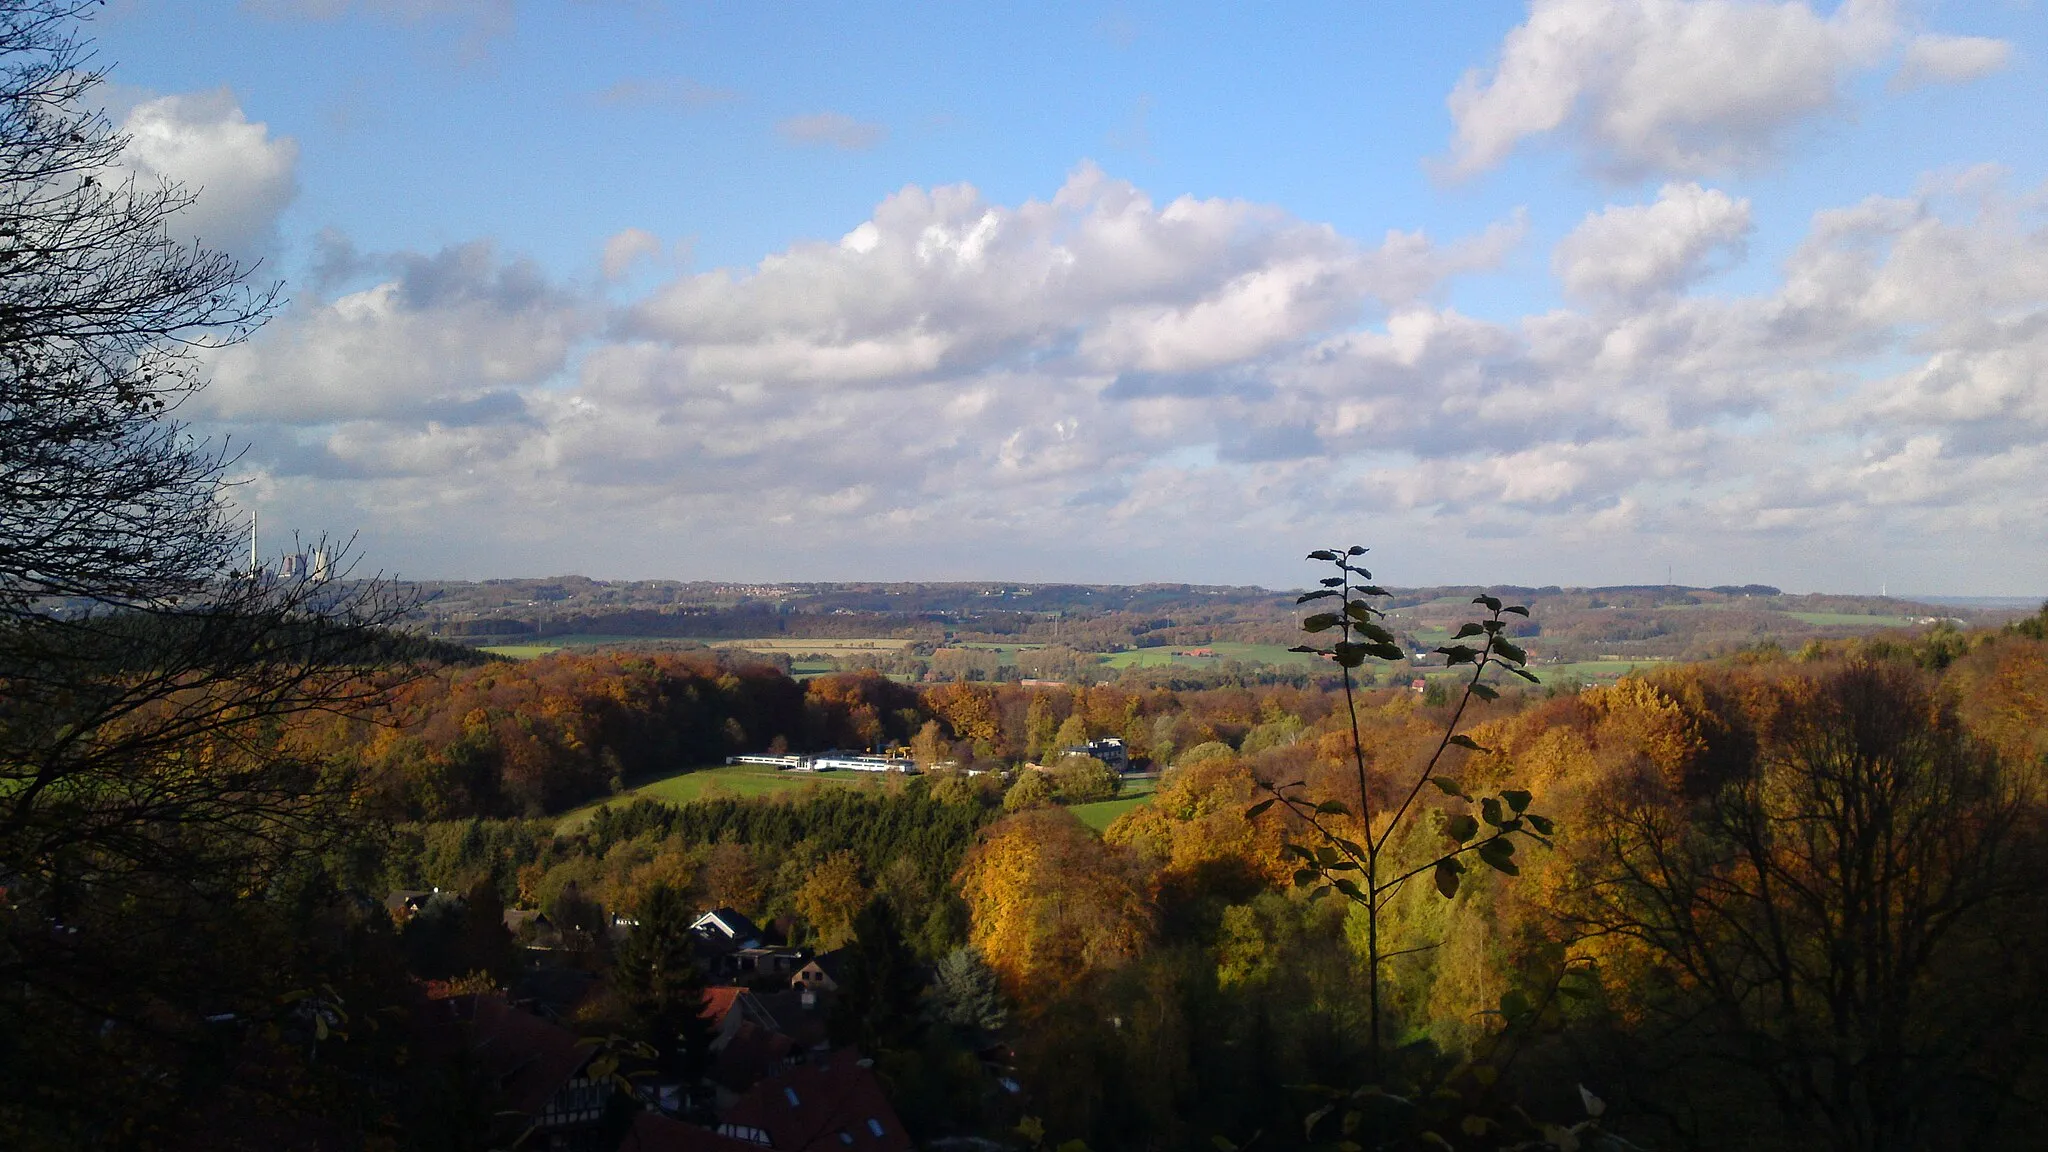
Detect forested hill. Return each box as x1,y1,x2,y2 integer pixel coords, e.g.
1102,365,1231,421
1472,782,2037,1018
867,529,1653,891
395,576,2028,665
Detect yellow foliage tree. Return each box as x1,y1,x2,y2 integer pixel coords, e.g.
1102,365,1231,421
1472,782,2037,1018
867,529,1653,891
956,809,1152,1000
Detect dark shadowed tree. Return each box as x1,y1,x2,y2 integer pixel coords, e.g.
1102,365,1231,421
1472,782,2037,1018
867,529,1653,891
830,897,924,1053
612,883,713,1087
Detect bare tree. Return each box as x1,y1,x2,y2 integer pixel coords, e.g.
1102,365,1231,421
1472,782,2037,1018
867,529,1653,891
0,4,421,1140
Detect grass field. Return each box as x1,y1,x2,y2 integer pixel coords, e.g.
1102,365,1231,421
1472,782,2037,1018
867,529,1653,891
1101,641,1321,670
708,638,912,656
556,762,886,832
1069,777,1160,831
479,643,564,658
1785,612,1923,628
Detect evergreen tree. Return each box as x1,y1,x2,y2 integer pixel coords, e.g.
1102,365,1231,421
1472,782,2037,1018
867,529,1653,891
830,898,924,1053
928,947,1008,1035
612,884,714,1088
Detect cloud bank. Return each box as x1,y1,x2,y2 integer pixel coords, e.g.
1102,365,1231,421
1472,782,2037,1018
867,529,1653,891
209,164,2048,589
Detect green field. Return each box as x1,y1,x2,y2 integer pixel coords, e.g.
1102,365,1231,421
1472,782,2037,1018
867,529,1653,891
556,762,886,832
709,637,912,656
1100,641,1321,670
479,643,565,658
1068,777,1160,831
1785,612,1923,628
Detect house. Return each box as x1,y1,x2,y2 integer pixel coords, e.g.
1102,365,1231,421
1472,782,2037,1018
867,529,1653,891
383,889,436,920
1058,736,1130,773
714,1049,913,1152
790,951,846,994
620,1111,759,1152
692,908,765,951
703,986,785,1054
720,945,810,982
416,992,619,1151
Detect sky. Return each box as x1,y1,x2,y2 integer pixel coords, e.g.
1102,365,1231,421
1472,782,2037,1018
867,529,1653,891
85,0,2048,593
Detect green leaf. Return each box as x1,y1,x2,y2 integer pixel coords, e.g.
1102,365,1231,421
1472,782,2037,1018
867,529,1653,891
1365,641,1405,661
1500,990,1531,1020
1493,639,1528,664
1315,800,1350,816
1503,605,1530,617
1481,797,1505,827
1314,845,1341,866
1448,734,1489,752
1343,601,1377,622
1526,813,1556,836
1212,1137,1239,1152
1321,576,1346,587
1452,622,1485,639
1470,682,1499,701
1446,813,1479,843
1246,798,1277,819
1296,589,1339,603
1502,789,1531,813
1429,776,1464,797
1288,644,1326,654
1293,868,1320,888
1307,885,1331,902
1334,837,1366,858
1356,621,1395,644
1434,859,1463,898
1281,843,1313,861
1357,585,1389,597
1307,550,1338,561
1331,877,1365,901
1478,837,1519,875
1419,1131,1454,1150
1346,546,1368,555
1330,642,1367,668
1436,644,1479,665
1303,613,1341,633
1510,666,1541,683
1472,595,1503,611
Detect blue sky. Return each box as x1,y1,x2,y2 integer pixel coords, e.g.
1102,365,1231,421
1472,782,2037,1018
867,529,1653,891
88,1,2048,593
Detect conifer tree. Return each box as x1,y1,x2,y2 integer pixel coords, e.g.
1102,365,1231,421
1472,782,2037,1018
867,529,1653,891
613,884,713,1086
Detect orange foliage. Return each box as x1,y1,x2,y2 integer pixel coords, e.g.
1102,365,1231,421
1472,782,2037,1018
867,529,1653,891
956,809,1152,1001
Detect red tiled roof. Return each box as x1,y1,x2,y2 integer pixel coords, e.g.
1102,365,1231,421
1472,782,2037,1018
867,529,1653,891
717,1049,912,1152
620,1111,760,1152
467,993,593,1117
702,985,746,1028
712,1021,797,1093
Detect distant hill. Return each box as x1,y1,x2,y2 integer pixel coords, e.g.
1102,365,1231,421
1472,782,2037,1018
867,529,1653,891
387,578,2032,673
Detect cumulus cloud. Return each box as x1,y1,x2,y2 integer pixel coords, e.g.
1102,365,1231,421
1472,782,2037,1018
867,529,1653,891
117,88,299,261
1892,33,2013,90
1553,183,1752,302
601,228,664,280
202,239,590,423
776,112,888,151
1443,0,2001,180
219,168,2048,590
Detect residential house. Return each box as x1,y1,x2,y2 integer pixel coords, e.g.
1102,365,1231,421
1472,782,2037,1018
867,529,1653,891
692,908,765,951
417,992,620,1151
713,1050,912,1152
789,951,845,995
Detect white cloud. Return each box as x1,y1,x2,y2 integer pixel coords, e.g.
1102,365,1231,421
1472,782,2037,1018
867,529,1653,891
601,228,664,280
117,89,298,261
776,111,888,151
1893,33,2013,89
1443,0,2000,180
217,168,2048,591
1554,183,1752,302
202,240,590,423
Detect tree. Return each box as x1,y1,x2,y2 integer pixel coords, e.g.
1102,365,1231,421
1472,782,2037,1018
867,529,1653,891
1050,754,1118,803
1568,660,2045,1151
928,946,1009,1034
613,884,714,1088
829,897,924,1053
1254,548,1554,1075
956,808,1151,998
1002,768,1056,812
0,4,413,1139
794,850,869,949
